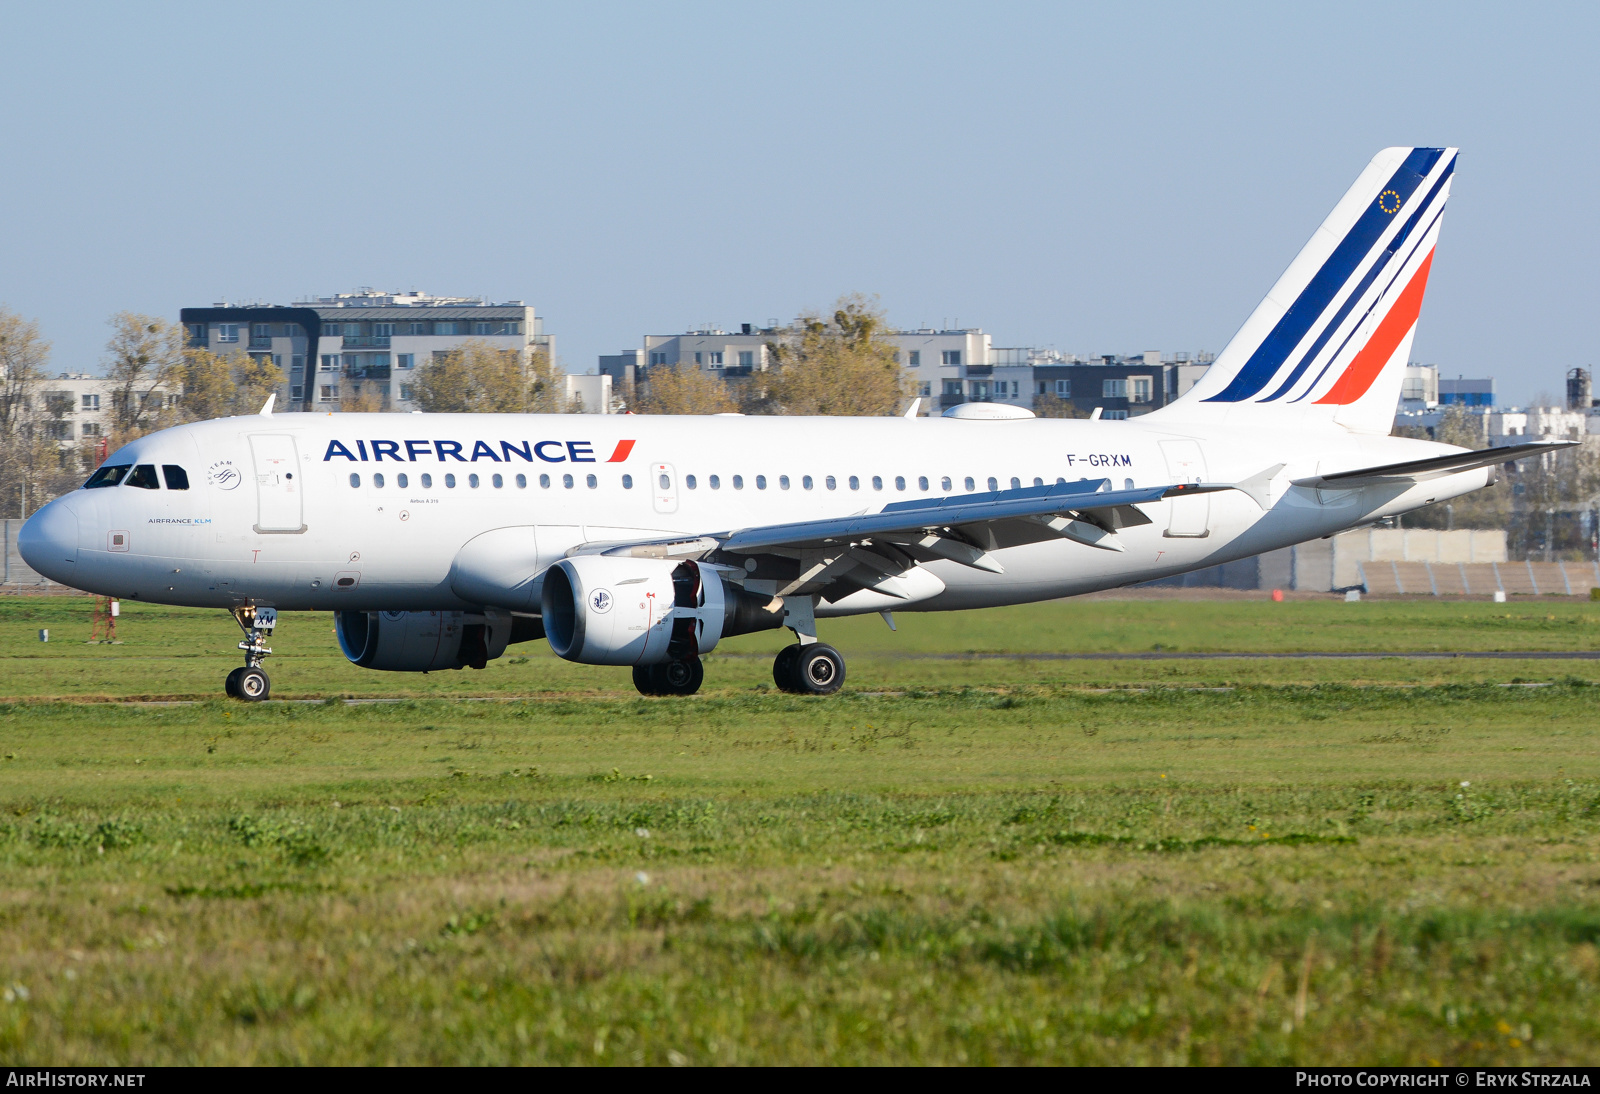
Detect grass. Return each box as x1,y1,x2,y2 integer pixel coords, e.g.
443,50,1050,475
0,597,1597,1063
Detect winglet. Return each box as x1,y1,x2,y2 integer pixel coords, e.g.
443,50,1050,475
903,397,920,419
258,393,276,416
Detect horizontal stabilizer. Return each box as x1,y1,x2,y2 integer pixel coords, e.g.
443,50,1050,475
1291,441,1577,489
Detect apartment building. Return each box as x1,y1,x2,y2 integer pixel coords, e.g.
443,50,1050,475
26,373,179,451
180,290,554,412
602,324,1212,418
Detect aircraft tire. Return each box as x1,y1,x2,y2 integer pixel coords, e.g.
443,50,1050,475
659,656,703,696
237,667,271,702
631,664,661,696
772,645,802,693
792,644,845,696
224,667,245,699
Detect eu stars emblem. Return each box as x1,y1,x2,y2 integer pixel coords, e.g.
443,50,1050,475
1377,189,1402,214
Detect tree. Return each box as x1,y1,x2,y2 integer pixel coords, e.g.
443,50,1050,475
410,340,573,414
1033,392,1089,419
749,294,913,416
103,312,183,443
633,363,737,414
0,306,50,443
176,348,286,421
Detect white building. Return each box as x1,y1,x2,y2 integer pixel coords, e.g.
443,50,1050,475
29,373,179,452
182,290,554,413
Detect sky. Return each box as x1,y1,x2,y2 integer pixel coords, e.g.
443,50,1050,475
0,1,1594,406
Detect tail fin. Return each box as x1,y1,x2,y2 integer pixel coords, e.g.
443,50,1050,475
1154,146,1456,435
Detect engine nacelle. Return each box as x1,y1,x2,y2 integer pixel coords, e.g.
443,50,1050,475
336,609,515,672
541,555,784,665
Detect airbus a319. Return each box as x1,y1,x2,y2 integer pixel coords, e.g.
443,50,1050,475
19,147,1568,700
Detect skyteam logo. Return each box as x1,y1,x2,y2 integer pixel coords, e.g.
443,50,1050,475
323,438,636,464
1201,147,1454,407
588,589,613,614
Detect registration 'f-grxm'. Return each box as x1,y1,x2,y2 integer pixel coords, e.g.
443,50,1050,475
19,148,1571,700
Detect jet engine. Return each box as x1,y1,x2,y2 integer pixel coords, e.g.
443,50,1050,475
541,556,784,666
336,608,522,671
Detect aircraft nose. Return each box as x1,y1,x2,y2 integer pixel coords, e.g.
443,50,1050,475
17,496,80,583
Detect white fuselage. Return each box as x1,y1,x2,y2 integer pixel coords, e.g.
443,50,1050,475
22,411,1486,616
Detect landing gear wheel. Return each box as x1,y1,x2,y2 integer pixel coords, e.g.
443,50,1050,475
634,657,704,697
224,667,246,699
236,666,271,702
772,644,803,693
792,644,845,695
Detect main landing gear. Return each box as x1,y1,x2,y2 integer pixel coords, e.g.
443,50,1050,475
632,656,704,697
772,642,846,695
226,605,277,702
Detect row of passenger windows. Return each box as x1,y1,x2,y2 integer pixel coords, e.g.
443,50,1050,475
347,471,1092,493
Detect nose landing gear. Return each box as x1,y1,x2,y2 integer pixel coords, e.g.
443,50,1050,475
226,606,277,701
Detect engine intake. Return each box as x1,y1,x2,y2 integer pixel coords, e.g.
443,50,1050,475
336,609,514,672
541,556,783,666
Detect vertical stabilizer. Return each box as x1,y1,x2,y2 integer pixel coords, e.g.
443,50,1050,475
1152,146,1456,435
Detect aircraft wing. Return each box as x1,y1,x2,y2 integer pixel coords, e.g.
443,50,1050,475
585,479,1231,599
1290,441,1578,489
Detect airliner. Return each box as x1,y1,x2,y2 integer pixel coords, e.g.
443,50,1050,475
19,147,1569,700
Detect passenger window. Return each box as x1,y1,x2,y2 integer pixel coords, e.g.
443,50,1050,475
825,475,836,490
1034,477,1044,487
755,475,766,490
162,465,190,490
964,477,975,491
539,474,550,488
349,473,361,488
125,465,160,490
987,477,998,491
586,474,597,488
848,476,860,491
492,473,503,488
894,476,906,491
918,476,929,491
374,473,386,488
445,473,457,489
871,475,883,490
1010,477,1021,490
421,473,434,489
803,475,814,490
732,475,744,490
397,473,409,488
709,475,721,490
779,475,790,490
940,476,951,491
468,473,480,488
563,474,574,489
515,473,527,488
686,474,697,489
622,474,633,489
83,465,130,489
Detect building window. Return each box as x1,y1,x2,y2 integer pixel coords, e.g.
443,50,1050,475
1104,409,1129,420
373,353,390,369
272,354,283,367
943,380,962,396
81,394,99,411
187,323,206,341
1056,379,1070,397
436,322,460,336
1131,377,1152,404
291,355,304,375
320,385,338,400
970,381,990,400
650,352,668,366
693,352,703,365
473,322,492,335
373,323,393,337
321,355,339,371
942,350,961,366
290,386,303,400
1102,378,1127,398
399,384,414,401
908,351,920,367
82,422,101,437
708,352,723,367
217,324,238,343
397,354,414,369
252,323,270,339
405,322,426,336
737,351,753,367
918,382,932,397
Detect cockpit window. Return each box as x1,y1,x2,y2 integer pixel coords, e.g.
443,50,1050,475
162,465,190,490
83,465,131,489
125,464,160,490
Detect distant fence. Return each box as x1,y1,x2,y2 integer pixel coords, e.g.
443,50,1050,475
1359,559,1600,597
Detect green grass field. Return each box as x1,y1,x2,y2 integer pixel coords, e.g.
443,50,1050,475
0,596,1597,1064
